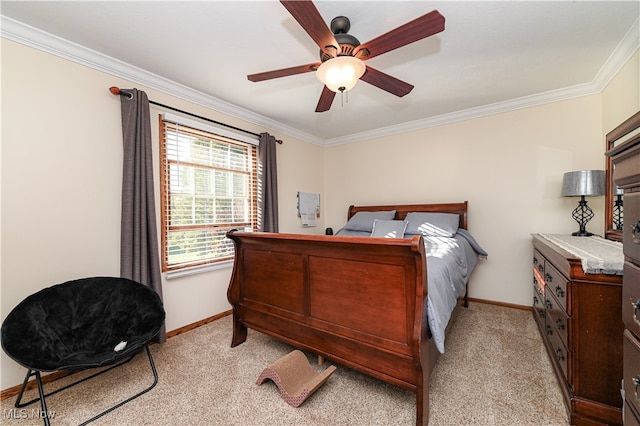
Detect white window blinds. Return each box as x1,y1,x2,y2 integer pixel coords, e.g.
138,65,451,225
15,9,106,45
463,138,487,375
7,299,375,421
160,114,258,271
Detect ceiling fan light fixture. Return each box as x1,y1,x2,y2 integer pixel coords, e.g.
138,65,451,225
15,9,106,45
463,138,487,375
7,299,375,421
316,56,366,93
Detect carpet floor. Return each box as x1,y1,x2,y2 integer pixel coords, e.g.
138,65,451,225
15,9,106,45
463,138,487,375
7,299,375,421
1,302,569,425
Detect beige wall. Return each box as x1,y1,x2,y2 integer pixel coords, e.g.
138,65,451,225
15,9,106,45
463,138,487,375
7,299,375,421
601,50,640,133
1,36,637,391
0,39,324,389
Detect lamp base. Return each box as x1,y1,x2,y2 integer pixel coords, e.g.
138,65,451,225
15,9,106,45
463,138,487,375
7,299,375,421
570,196,595,237
571,230,594,237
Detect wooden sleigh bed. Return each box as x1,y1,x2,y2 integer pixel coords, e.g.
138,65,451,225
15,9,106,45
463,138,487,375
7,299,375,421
227,202,478,425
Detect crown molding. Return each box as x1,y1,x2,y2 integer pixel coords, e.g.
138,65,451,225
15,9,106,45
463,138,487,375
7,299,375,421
2,14,638,148
323,82,602,146
592,17,640,91
0,16,325,147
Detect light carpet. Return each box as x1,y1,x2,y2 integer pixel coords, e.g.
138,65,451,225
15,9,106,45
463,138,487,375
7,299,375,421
1,302,569,425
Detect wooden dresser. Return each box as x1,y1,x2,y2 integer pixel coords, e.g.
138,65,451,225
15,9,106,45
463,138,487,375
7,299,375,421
607,129,640,425
532,234,624,425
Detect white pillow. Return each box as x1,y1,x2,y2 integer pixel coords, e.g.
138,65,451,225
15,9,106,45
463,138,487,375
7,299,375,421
371,219,408,238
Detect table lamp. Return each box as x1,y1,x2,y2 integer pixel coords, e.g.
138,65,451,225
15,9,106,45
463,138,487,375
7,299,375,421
561,170,605,236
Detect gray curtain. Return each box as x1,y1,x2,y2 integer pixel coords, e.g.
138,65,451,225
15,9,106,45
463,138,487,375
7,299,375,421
258,132,279,232
119,88,166,343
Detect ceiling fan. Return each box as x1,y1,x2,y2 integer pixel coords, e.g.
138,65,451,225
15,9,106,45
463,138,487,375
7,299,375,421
247,0,445,113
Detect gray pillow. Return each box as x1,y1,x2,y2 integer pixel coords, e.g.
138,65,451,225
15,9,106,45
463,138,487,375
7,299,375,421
371,219,408,238
343,210,396,232
404,212,459,237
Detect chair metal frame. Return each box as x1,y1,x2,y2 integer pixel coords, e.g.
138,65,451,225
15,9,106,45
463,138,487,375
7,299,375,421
13,345,158,426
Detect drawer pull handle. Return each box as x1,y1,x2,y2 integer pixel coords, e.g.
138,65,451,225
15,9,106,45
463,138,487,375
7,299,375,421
545,273,552,283
555,286,565,299
633,299,640,326
634,375,640,403
556,347,564,362
556,318,565,330
546,300,553,310
546,325,553,336
632,221,640,244
538,264,544,274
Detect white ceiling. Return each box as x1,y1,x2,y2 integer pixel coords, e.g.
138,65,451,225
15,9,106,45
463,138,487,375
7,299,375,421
2,1,639,145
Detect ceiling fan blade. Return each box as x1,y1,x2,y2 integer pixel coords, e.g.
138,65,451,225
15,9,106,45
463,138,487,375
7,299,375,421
280,0,340,57
354,10,445,60
360,66,414,97
248,63,321,82
315,86,336,112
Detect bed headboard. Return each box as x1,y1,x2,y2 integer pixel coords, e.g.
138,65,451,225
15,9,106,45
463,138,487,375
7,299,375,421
347,201,468,230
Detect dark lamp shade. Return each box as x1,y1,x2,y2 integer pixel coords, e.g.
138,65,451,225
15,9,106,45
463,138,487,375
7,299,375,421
561,170,605,197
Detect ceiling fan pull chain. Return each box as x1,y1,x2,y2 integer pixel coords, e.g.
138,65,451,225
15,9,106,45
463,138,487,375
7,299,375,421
339,89,350,108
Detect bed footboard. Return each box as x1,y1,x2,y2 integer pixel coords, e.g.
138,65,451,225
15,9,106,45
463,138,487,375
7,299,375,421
227,231,430,425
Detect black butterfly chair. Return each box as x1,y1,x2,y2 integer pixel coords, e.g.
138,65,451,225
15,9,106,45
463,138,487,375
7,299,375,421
1,277,165,426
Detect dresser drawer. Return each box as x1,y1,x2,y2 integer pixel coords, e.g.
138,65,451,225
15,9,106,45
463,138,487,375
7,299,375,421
544,262,568,311
533,262,545,296
533,281,545,326
533,249,544,275
547,310,569,380
623,262,640,335
625,192,640,264
624,330,640,418
546,299,569,348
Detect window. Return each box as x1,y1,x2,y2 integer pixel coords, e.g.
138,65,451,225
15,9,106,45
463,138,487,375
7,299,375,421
160,114,258,272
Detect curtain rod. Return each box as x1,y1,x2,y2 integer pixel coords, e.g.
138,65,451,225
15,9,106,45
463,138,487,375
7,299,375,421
109,87,282,144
